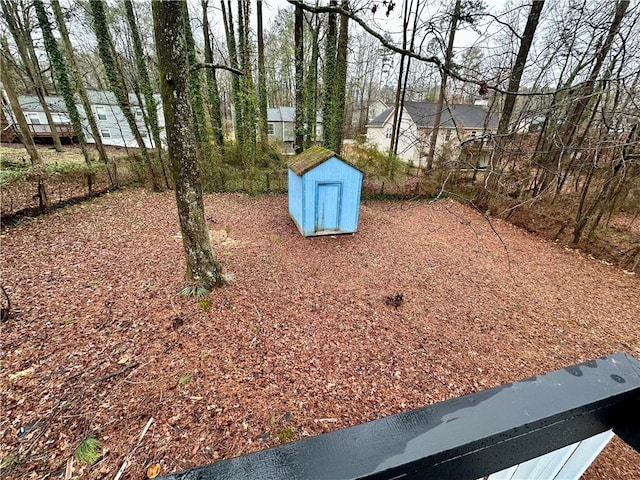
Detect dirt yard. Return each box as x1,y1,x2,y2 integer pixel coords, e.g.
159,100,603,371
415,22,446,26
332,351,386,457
1,189,638,479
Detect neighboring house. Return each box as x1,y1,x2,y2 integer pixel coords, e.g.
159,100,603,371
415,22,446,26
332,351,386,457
366,101,498,168
349,99,388,131
267,106,323,154
1,89,165,149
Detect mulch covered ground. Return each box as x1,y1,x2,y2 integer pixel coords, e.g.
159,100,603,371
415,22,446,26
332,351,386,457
1,189,638,479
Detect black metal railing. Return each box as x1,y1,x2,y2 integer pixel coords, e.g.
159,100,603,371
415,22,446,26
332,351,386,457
161,352,640,480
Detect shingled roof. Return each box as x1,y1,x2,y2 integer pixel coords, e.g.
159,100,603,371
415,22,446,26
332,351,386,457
288,146,363,176
367,102,498,130
368,108,393,126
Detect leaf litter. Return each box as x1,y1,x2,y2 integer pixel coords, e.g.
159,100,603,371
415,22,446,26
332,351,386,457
1,189,638,479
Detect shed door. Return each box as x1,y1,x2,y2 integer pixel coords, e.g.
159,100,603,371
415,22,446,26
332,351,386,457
315,182,342,231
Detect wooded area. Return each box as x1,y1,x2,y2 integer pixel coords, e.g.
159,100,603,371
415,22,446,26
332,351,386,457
1,0,637,277
1,1,639,478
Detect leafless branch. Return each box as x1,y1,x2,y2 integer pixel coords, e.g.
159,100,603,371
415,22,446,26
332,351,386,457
192,63,243,75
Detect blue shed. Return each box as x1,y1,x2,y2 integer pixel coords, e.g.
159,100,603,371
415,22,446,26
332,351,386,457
288,146,364,237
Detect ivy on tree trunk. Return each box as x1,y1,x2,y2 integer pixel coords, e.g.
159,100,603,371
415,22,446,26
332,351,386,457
322,0,337,150
89,0,159,191
33,0,96,192
124,0,170,189
50,0,115,186
256,0,269,147
294,4,304,153
202,0,225,148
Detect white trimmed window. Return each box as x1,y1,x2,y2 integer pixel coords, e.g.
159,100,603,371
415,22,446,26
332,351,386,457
445,130,451,141
26,112,41,124
267,123,274,135
95,105,108,121
385,126,392,138
135,107,144,119
100,128,111,138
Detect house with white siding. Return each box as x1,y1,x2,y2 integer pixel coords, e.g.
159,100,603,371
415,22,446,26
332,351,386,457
366,101,498,168
2,90,165,148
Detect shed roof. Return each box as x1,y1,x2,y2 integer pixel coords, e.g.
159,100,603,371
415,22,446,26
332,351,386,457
288,146,363,176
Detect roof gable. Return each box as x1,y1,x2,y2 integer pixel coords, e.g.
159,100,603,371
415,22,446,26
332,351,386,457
367,107,393,126
288,146,363,176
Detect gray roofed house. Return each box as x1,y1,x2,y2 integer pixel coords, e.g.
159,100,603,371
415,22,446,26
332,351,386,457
267,106,323,154
366,101,498,168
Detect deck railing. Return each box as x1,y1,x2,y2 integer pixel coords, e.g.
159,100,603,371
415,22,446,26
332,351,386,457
24,122,76,140
161,352,640,480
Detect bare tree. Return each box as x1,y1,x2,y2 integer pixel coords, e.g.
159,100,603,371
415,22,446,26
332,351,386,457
2,0,63,151
1,49,48,207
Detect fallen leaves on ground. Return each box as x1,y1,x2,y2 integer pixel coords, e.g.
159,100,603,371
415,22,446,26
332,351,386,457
1,189,638,479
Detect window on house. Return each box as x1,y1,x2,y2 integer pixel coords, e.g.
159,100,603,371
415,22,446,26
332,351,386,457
135,107,144,119
268,123,274,135
471,130,477,137
445,130,451,141
95,106,108,121
140,130,148,137
26,113,41,124
385,126,392,138
100,128,111,138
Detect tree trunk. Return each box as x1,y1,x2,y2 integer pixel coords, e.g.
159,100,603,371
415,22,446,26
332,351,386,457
256,0,269,146
50,0,115,185
322,0,337,149
202,0,225,148
332,2,349,154
221,0,243,145
1,0,63,152
539,0,629,194
183,0,214,170
389,52,406,156
33,0,96,193
490,0,544,191
152,0,224,290
496,1,545,136
1,52,48,207
237,0,257,159
425,0,461,173
89,0,159,191
124,0,170,189
294,4,304,153
304,15,319,149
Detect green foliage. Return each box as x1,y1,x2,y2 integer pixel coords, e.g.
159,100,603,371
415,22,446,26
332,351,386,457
348,142,404,180
0,158,108,186
0,158,29,185
46,161,106,175
180,285,209,299
178,373,193,385
196,142,287,194
276,426,296,444
0,454,18,470
74,436,102,465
